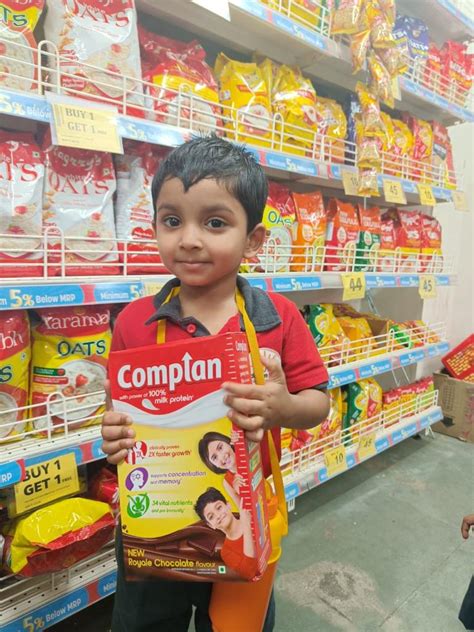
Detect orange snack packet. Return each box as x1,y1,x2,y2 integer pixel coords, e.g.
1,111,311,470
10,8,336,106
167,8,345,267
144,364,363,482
325,199,360,271
291,191,326,272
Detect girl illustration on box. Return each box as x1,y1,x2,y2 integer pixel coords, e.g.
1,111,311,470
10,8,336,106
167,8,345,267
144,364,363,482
198,431,244,505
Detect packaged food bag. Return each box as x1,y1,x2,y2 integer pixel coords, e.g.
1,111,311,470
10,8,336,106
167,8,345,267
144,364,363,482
430,121,456,189
314,96,347,163
424,43,443,93
414,376,435,409
0,311,30,442
311,387,343,452
1,498,114,576
385,208,421,272
331,0,366,35
0,0,44,92
393,16,429,68
325,199,360,271
215,54,272,147
109,333,271,582
140,31,222,134
115,142,169,274
419,213,442,273
366,378,383,420
342,380,370,444
382,387,401,426
291,191,326,272
403,114,433,182
30,306,111,436
0,132,44,277
441,41,472,104
379,213,397,272
88,467,120,520
272,65,318,155
337,317,377,361
355,204,381,271
254,182,295,273
385,118,413,178
42,136,119,276
306,304,349,367
43,0,143,115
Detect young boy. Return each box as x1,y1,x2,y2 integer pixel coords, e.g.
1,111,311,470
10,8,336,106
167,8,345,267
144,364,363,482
101,135,330,632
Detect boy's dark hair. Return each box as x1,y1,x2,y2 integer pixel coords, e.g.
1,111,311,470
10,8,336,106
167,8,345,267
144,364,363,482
195,487,227,522
198,432,233,475
151,135,268,232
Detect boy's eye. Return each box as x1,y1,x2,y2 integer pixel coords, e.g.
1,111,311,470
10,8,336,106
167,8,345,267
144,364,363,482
162,216,181,227
206,218,226,229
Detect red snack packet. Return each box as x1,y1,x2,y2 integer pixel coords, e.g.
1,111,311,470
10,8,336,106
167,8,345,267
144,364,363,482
139,29,222,134
430,121,456,189
419,212,442,273
325,199,360,272
385,208,422,272
379,214,397,272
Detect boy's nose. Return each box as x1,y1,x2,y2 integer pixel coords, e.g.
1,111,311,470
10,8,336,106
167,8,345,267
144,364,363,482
179,226,203,249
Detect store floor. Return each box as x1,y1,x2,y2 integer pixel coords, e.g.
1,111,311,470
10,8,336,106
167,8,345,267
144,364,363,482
51,433,473,631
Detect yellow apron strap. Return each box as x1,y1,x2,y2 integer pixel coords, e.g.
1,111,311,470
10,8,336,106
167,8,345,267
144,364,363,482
236,291,288,534
156,286,180,344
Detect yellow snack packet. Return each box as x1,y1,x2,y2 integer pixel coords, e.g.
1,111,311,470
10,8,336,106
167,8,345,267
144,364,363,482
272,65,318,155
214,53,272,147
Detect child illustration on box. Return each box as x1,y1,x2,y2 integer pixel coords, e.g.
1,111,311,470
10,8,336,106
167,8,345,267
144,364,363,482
198,431,244,505
194,487,257,581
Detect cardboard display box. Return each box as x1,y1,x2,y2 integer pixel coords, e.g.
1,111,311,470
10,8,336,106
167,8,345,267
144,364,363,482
433,371,474,443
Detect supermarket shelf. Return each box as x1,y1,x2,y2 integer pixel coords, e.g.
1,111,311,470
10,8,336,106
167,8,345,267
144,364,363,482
0,86,463,204
0,271,457,311
397,0,474,43
136,0,474,124
0,426,104,489
327,340,450,389
283,401,443,502
0,547,116,631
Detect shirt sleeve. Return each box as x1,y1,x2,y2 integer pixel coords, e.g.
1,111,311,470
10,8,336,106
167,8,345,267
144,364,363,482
280,300,329,393
221,539,258,581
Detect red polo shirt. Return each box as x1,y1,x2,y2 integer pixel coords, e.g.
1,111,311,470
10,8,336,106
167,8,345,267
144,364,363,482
110,277,328,478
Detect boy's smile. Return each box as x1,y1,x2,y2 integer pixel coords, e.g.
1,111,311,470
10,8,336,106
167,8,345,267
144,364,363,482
155,178,265,289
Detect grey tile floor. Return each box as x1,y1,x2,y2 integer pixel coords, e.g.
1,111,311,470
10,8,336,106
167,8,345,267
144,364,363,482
50,433,473,631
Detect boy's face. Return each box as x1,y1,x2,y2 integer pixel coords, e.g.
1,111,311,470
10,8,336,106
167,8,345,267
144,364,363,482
203,499,234,532
155,178,265,288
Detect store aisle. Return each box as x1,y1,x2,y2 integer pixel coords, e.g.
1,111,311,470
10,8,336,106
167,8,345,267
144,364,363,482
275,433,472,632
51,434,472,632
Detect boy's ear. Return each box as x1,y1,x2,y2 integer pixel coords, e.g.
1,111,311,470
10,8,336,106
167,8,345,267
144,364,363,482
244,223,266,259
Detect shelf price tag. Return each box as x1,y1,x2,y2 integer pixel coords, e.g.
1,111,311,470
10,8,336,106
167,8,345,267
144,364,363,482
341,169,360,196
324,446,347,477
417,183,436,206
383,179,407,205
342,272,366,300
452,190,468,211
14,453,79,515
50,98,123,154
358,433,377,460
419,274,437,299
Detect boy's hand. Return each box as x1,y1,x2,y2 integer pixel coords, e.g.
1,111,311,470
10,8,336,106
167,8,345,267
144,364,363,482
222,353,292,443
461,514,474,540
101,379,135,465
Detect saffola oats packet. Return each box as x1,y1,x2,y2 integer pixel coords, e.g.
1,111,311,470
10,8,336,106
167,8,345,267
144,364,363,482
109,333,271,582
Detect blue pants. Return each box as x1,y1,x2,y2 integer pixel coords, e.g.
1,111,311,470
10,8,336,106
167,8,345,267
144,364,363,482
459,576,474,630
112,533,275,631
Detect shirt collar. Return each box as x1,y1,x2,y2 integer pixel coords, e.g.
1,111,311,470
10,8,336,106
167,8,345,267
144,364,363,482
145,276,281,333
